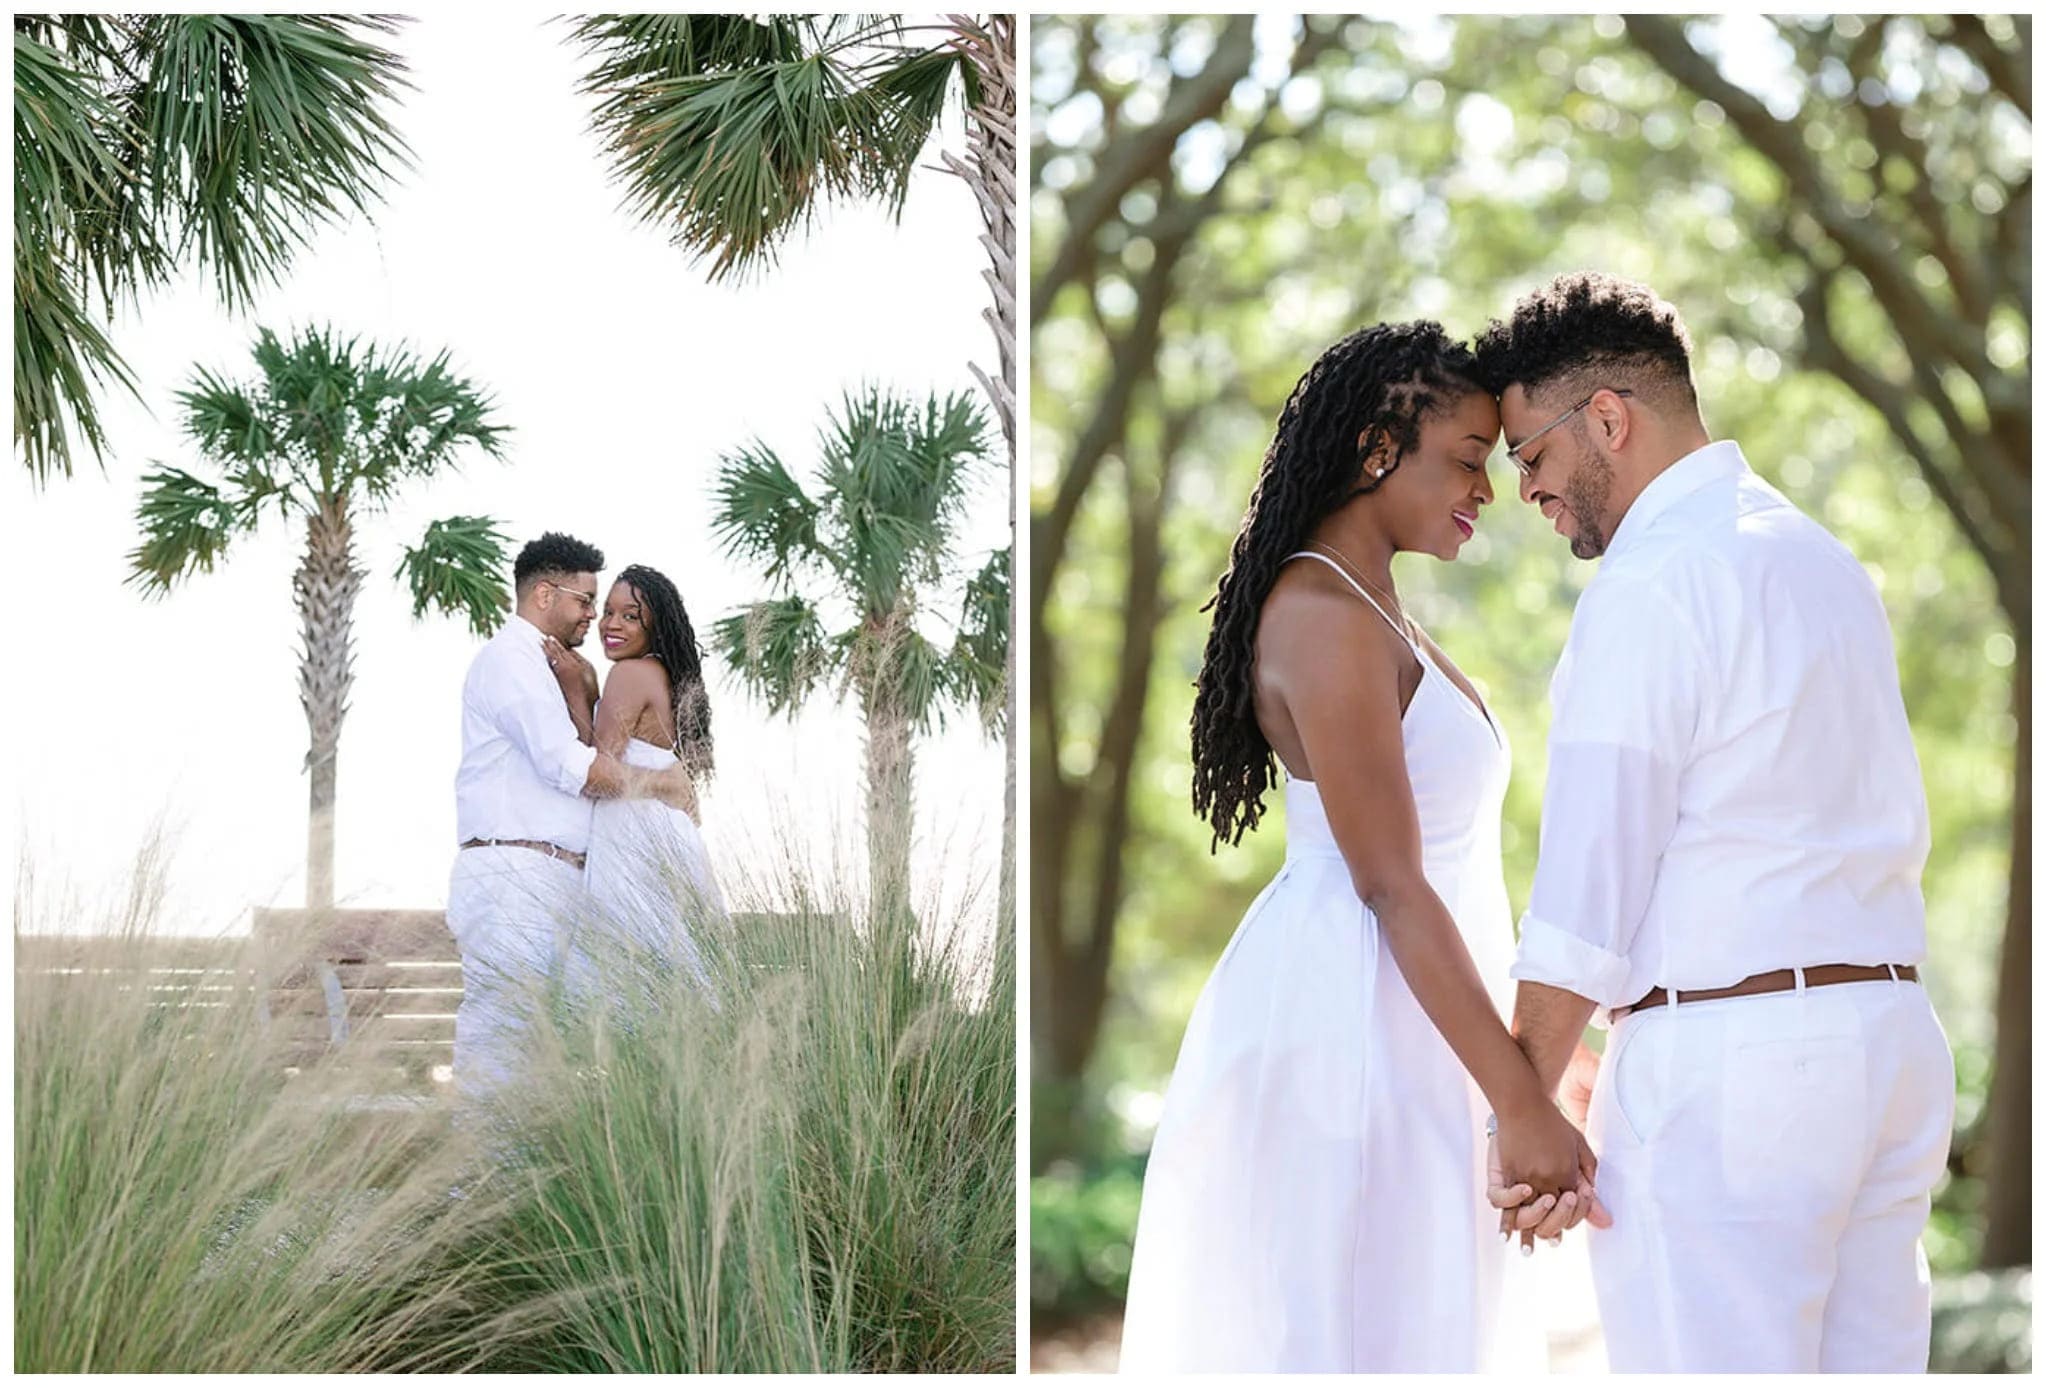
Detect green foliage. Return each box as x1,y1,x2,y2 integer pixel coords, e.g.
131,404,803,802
714,596,831,717
709,384,1001,735
17,841,1015,1373
1030,12,2026,1320
387,851,1017,1373
567,14,968,281
1930,1268,2032,1374
952,547,1012,732
397,516,513,639
1030,1155,1143,1317
13,15,412,479
129,326,510,608
15,858,504,1372
126,466,237,594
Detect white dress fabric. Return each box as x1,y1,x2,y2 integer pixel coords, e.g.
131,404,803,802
1119,553,1543,1374
581,736,723,991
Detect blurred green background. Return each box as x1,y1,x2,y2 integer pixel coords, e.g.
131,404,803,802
1027,14,2029,1372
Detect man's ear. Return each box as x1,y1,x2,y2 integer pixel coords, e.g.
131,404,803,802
1592,389,1632,451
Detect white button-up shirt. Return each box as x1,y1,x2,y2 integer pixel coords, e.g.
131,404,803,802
454,613,598,853
1511,440,1931,1011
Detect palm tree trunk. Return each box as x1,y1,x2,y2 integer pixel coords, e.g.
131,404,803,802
861,664,917,929
294,496,361,909
943,14,1017,927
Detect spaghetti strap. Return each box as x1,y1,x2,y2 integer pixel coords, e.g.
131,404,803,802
1283,550,1419,653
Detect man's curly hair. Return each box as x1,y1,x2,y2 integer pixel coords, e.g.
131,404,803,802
1472,271,1698,413
513,531,606,595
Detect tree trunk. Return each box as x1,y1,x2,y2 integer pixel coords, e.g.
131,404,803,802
861,650,917,928
295,496,360,910
1981,631,2030,1267
944,13,1018,931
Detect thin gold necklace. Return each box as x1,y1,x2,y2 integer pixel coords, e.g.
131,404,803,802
1310,540,1418,643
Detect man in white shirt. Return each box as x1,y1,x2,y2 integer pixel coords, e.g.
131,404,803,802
1473,273,1955,1372
449,530,692,1096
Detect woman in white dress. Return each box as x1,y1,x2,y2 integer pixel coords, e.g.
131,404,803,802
1118,322,1602,1373
558,563,723,989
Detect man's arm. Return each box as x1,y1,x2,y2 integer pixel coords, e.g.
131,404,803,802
1512,980,1598,1096
1493,577,1707,1235
492,664,602,798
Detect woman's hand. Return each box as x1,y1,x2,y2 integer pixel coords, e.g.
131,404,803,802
1489,1122,1609,1250
1493,1100,1599,1246
541,635,592,696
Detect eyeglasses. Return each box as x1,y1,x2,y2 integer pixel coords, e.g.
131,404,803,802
544,581,598,612
1505,388,1633,478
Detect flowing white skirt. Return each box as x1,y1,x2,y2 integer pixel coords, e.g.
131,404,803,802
1118,848,1545,1373
582,785,722,993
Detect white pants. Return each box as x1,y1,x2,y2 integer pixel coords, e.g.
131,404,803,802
445,847,585,1099
1586,975,1955,1372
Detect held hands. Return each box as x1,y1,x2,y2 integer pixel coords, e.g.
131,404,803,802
1485,1097,1611,1255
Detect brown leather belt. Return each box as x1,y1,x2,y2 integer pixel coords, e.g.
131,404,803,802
1613,963,1918,1020
461,837,587,871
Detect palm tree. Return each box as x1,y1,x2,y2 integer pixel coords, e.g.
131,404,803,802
567,13,1018,917
14,15,412,483
129,326,510,909
711,385,1005,922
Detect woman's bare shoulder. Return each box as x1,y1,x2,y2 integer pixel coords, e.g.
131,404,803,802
602,656,671,701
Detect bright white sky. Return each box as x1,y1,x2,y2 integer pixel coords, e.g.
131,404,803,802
3,15,1009,940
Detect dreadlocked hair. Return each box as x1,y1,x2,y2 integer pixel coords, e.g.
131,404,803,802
1189,320,1484,851
616,563,715,778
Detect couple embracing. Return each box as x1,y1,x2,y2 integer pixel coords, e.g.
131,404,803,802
446,532,724,1096
1121,273,1954,1374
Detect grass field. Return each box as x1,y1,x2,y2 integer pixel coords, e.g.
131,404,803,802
15,837,1015,1373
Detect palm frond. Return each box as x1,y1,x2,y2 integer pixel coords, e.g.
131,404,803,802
710,439,823,582
13,17,410,481
13,29,150,479
396,514,512,638
568,14,955,280
566,14,810,78
179,326,507,509
711,596,833,717
353,345,510,503
839,616,952,736
131,15,413,305
853,42,962,214
13,236,134,482
127,466,243,594
819,384,991,614
948,546,1009,733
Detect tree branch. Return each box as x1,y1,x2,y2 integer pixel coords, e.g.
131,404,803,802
1948,14,2030,119
1798,266,2023,620
1030,15,1256,327
1625,15,1998,386
1831,18,1994,323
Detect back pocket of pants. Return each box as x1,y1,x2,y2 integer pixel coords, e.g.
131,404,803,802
1719,1035,1867,1211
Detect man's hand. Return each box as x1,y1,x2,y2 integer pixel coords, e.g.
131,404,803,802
1560,1039,1600,1133
650,761,698,816
1487,1123,1611,1252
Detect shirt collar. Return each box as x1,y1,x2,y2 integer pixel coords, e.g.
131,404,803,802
504,612,543,647
1604,439,1749,560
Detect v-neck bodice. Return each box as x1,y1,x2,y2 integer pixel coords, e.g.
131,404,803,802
1279,551,1512,879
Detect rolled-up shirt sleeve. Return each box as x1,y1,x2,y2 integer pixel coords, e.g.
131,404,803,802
485,649,597,799
1513,575,1704,1007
